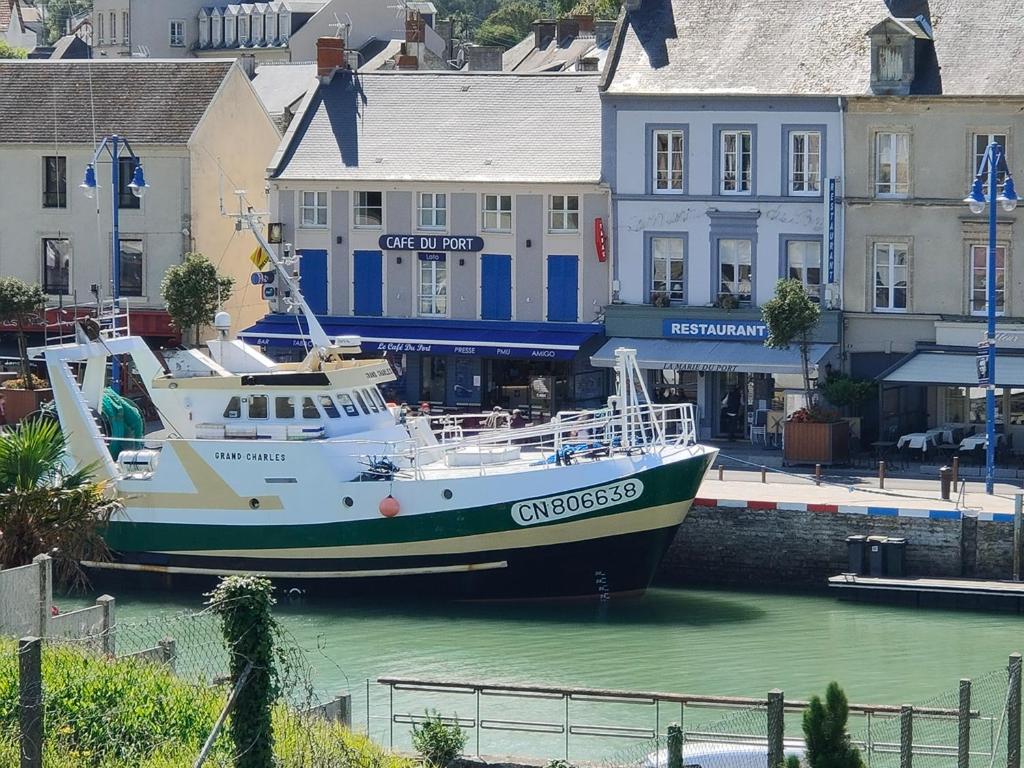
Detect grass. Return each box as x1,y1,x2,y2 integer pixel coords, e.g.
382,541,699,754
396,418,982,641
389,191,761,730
0,638,414,768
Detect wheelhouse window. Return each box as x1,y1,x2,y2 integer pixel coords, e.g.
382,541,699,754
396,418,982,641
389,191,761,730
720,130,752,194
974,133,1008,191
118,157,141,209
650,236,685,303
786,240,822,301
248,395,268,419
336,393,359,417
548,195,579,232
301,397,320,418
653,129,684,193
42,238,71,295
418,253,448,316
300,191,327,227
223,396,241,418
875,132,910,197
789,131,821,195
482,194,512,232
354,191,383,228
970,244,1006,316
418,193,446,229
319,395,340,418
352,391,370,414
873,242,908,312
43,156,67,208
119,239,143,297
718,239,752,304
361,389,380,412
275,396,294,418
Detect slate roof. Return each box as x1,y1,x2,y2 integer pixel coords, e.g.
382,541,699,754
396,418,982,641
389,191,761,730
603,0,1024,97
272,71,603,184
503,32,608,73
252,62,315,115
0,60,236,144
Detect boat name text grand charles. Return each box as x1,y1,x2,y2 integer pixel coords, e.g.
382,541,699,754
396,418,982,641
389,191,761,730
213,451,287,462
511,479,644,526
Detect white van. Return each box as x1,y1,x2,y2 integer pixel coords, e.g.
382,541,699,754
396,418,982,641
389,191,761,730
642,740,806,768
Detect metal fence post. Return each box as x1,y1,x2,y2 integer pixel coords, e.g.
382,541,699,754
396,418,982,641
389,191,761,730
900,705,913,768
958,679,972,768
19,636,42,768
96,595,115,656
768,689,784,768
32,554,51,638
158,637,176,672
1014,494,1022,581
1009,653,1022,768
668,723,683,768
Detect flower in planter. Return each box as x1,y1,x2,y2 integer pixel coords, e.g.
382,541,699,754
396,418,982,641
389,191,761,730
788,405,841,424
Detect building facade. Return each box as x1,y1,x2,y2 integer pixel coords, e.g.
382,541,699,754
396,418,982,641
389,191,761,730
247,52,611,415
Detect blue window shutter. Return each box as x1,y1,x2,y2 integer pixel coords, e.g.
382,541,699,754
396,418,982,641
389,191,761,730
546,254,578,322
480,254,512,320
297,249,328,315
353,250,383,316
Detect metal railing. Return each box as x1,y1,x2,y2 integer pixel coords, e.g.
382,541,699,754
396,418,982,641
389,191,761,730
42,299,131,348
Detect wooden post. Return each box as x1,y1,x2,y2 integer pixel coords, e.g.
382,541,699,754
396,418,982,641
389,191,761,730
815,464,822,486
768,689,784,768
96,595,115,656
879,461,886,489
1009,653,1022,768
900,705,913,768
31,554,51,639
958,679,971,768
667,723,683,768
952,456,960,489
159,637,176,672
19,637,42,768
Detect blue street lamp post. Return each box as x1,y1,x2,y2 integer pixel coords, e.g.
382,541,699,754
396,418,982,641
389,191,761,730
964,142,1019,495
80,135,149,392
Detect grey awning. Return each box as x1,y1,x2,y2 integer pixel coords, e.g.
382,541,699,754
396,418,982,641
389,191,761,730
881,349,1024,386
590,337,835,375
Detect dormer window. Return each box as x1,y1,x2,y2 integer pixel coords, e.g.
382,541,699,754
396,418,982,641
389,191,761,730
239,15,249,45
866,17,932,96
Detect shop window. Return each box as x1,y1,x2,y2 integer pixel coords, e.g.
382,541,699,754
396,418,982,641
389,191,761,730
548,195,579,232
718,238,752,304
1010,389,1024,425
872,242,908,312
42,238,71,295
300,191,327,227
482,194,512,232
786,240,822,301
223,396,241,419
789,131,821,195
720,129,752,194
418,253,448,316
319,395,340,418
650,236,685,303
335,393,358,417
421,356,447,404
275,396,295,418
418,192,446,229
354,191,383,228
649,369,698,404
970,244,1006,316
248,395,268,419
653,129,684,193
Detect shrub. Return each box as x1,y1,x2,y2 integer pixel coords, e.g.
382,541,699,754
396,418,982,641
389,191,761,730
819,374,876,409
802,682,863,768
411,710,467,768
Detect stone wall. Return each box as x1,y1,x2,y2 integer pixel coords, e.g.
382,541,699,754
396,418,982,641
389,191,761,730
657,503,1016,587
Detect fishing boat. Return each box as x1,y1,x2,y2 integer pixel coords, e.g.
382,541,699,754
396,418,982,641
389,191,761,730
35,208,717,600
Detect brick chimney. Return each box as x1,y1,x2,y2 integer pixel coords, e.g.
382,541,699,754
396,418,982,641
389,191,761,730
466,44,502,71
317,37,345,80
594,19,616,46
555,17,579,42
573,15,594,34
533,19,555,49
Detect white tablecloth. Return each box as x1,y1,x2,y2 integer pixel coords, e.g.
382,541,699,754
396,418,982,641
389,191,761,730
897,432,937,452
959,433,1005,451
924,427,960,445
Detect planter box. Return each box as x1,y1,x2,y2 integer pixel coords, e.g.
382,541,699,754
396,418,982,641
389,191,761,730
1,388,53,424
784,420,850,466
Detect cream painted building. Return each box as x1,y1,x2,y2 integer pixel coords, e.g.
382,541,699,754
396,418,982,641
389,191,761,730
0,59,280,343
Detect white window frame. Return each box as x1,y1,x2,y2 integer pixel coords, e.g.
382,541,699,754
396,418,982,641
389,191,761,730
97,13,104,44
353,191,383,228
875,132,910,198
789,131,821,196
970,243,1006,317
299,191,327,228
110,12,116,44
42,237,72,296
238,14,249,45
482,194,512,232
786,240,823,302
720,130,752,195
169,19,185,47
548,195,579,233
973,132,1008,191
718,238,752,303
417,192,447,230
418,255,448,316
872,242,909,312
122,11,129,44
653,129,684,194
650,236,685,303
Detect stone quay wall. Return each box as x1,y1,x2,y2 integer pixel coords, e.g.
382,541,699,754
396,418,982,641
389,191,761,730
658,498,1016,588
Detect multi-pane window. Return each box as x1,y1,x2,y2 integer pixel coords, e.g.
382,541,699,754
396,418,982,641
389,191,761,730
651,236,685,303
42,238,71,295
300,191,327,227
718,239,752,303
418,253,448,316
42,156,66,208
548,195,579,232
110,12,116,43
97,13,104,44
122,11,129,43
119,239,144,297
482,194,512,231
970,244,1006,316
873,243,908,311
653,129,684,193
117,157,141,209
169,20,185,46
789,131,821,195
418,192,446,229
786,240,822,301
875,132,910,197
354,191,383,227
973,133,1008,190
720,130,752,194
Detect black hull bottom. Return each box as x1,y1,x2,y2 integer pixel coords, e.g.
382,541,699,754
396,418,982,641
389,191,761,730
88,525,682,601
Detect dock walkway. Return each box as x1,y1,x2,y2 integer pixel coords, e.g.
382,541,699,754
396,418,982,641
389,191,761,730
827,573,1024,611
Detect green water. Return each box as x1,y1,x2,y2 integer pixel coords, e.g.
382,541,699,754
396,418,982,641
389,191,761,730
61,586,1024,761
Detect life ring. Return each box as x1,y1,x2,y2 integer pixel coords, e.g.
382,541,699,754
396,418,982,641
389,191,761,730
379,495,400,517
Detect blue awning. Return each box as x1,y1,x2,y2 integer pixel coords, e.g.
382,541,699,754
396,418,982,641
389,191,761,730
590,337,836,374
239,314,602,361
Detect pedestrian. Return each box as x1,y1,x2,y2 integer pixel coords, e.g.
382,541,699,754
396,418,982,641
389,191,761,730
723,386,742,441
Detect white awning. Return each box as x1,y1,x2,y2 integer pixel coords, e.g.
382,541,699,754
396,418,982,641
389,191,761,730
590,337,836,375
881,349,1024,386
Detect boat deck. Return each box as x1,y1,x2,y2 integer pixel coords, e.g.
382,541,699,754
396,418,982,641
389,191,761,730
828,573,1024,611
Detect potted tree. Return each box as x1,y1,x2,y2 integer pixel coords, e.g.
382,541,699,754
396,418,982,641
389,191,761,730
160,252,235,347
762,278,848,465
0,277,52,423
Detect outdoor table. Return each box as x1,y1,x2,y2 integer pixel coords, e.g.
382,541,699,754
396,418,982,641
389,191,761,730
959,433,1005,451
897,432,938,453
925,426,962,445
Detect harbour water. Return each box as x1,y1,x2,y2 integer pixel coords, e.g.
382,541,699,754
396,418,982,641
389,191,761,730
64,585,1024,761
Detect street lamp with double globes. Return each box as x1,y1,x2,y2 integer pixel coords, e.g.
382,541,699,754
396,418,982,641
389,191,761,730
963,142,1018,495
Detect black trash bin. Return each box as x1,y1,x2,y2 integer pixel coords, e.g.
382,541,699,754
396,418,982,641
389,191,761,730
866,535,887,577
846,535,867,574
883,537,907,577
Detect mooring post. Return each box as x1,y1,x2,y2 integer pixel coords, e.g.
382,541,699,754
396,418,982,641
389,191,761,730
952,456,960,489
667,723,683,768
768,689,784,768
19,637,42,768
718,464,724,481
761,467,767,484
1014,494,1023,582
815,464,822,486
900,705,913,768
879,461,886,489
1009,653,1022,768
958,679,971,768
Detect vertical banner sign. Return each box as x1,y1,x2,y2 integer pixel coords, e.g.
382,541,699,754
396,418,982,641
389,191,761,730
978,340,991,386
827,178,836,284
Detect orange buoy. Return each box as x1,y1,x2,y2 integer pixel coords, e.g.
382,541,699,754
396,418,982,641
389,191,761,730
379,495,400,517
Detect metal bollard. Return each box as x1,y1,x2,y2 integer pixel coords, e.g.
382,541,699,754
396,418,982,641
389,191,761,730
718,464,723,481
879,460,886,489
761,467,767,484
940,466,953,501
815,464,822,486
952,456,960,489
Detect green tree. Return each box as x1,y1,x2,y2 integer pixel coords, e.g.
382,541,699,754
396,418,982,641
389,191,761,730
0,419,117,588
0,40,28,58
42,0,91,44
561,0,620,16
0,277,46,391
160,252,234,347
761,278,821,409
475,0,542,47
802,682,863,768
